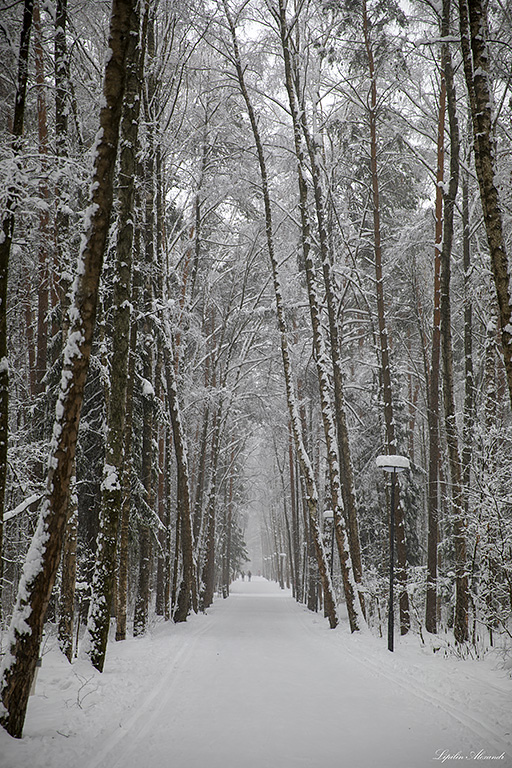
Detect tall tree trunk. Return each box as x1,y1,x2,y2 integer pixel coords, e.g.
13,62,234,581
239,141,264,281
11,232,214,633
116,222,141,642
274,0,362,632
362,0,410,634
459,0,512,408
200,402,222,610
54,0,74,351
54,0,79,659
133,523,151,636
155,398,167,617
462,142,474,509
58,482,77,661
440,20,468,643
0,0,34,624
163,427,172,621
289,426,302,601
34,0,50,395
223,0,339,629
161,323,197,622
84,2,143,669
426,46,446,635
290,34,364,610
0,0,134,737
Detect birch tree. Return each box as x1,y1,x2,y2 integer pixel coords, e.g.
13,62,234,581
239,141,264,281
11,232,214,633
222,0,340,629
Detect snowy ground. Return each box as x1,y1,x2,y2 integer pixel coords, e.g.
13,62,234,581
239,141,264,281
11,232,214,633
1,578,511,768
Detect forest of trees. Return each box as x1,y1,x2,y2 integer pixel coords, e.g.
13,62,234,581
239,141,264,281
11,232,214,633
0,0,511,738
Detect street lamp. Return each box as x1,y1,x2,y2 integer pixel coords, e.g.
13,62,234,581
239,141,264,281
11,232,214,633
376,454,410,652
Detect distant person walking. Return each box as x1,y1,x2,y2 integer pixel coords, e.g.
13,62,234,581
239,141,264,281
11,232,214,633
247,570,252,582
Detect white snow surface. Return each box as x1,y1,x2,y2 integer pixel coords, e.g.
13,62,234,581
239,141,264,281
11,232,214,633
1,578,511,768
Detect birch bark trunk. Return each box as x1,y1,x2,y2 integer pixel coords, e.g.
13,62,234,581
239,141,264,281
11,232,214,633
274,0,362,632
223,0,339,629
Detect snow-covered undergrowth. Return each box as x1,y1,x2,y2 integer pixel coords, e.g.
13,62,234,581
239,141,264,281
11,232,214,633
1,578,511,768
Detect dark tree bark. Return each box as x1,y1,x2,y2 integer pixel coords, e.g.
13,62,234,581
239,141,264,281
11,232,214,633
34,0,50,395
85,0,143,671
0,0,135,737
426,39,446,636
459,0,512,408
161,324,197,623
0,0,35,623
133,523,151,636
58,486,77,661
361,0,409,634
440,18,468,643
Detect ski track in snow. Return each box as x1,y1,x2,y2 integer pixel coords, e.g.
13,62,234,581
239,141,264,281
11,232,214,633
82,618,213,768
294,606,512,758
1,578,511,768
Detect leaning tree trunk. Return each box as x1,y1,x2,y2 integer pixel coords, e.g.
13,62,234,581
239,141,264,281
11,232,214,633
0,0,34,621
58,482,77,661
274,0,362,632
362,0,410,634
0,0,135,738
459,0,512,408
440,18,469,643
161,320,198,623
54,0,79,660
84,0,143,671
223,0,339,629
291,39,364,610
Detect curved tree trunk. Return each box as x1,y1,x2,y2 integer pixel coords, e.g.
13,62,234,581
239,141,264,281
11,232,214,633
223,0,339,629
274,0,362,632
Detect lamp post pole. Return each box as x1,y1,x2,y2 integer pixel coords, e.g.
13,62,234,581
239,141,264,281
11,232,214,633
388,468,396,652
376,454,410,653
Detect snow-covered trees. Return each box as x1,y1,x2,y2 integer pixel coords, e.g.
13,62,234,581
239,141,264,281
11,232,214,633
0,0,136,735
1,0,512,739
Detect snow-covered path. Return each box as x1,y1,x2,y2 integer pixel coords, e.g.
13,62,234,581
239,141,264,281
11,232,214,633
1,578,511,768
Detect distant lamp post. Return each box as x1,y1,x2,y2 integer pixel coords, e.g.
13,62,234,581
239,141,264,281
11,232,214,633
376,454,410,652
323,509,334,576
